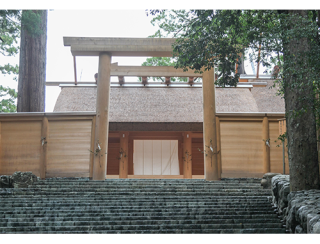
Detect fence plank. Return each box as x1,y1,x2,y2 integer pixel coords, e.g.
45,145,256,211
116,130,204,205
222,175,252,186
40,117,49,179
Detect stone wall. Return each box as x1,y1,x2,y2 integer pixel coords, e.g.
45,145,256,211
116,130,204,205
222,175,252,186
271,175,320,233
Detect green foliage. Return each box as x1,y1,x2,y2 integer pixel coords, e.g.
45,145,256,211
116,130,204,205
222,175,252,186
21,10,44,36
0,85,17,112
142,11,203,83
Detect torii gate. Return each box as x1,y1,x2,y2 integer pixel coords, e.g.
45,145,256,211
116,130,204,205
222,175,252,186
64,37,219,181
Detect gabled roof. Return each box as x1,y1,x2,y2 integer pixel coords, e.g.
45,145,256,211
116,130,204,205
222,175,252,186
53,80,284,123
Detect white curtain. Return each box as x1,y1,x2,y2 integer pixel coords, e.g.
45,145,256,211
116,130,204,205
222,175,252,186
133,140,179,175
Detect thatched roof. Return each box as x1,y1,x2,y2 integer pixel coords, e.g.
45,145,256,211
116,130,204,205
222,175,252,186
54,81,284,123
250,80,285,112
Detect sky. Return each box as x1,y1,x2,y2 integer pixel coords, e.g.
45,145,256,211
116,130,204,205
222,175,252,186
0,8,262,112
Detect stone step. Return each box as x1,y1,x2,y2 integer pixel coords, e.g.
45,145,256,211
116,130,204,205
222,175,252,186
0,196,271,202
4,228,285,234
1,212,279,221
22,188,270,195
0,206,275,215
29,183,262,187
3,191,270,197
0,208,277,216
40,178,262,182
0,222,284,233
0,218,283,228
2,214,280,223
1,193,270,199
31,180,262,184
0,200,270,210
0,177,283,234
25,186,267,190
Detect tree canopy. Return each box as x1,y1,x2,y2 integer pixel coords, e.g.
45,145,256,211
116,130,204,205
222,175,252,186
148,10,320,191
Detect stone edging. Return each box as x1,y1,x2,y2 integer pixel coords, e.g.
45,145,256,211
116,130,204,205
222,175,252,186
271,175,320,233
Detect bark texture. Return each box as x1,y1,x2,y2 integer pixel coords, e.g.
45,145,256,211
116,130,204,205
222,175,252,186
284,10,320,191
17,10,47,112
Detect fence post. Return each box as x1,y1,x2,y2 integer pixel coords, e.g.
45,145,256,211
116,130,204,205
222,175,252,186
40,116,48,179
263,116,270,173
216,117,222,179
89,116,96,178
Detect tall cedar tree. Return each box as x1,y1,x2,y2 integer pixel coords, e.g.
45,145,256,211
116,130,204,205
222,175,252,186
17,10,47,112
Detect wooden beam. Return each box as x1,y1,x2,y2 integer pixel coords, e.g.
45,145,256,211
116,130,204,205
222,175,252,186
111,65,203,77
40,117,49,179
191,132,203,138
183,132,192,179
263,116,270,173
64,37,176,57
92,52,111,180
202,67,219,181
119,132,129,178
89,116,96,178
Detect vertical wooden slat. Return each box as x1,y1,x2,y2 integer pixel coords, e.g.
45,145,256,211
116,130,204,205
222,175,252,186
128,139,133,175
263,116,270,173
216,117,222,179
119,132,129,178
40,116,48,179
89,116,96,178
178,139,183,175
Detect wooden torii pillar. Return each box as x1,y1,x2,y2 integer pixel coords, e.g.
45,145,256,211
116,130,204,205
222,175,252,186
92,52,112,180
202,67,219,180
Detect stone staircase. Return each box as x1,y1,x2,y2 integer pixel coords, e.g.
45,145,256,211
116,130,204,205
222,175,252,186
0,178,286,233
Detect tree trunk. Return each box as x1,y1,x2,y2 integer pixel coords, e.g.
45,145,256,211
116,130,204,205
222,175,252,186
17,10,47,112
284,10,320,191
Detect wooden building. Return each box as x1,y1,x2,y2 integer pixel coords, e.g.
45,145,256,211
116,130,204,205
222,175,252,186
49,78,286,179
0,37,287,180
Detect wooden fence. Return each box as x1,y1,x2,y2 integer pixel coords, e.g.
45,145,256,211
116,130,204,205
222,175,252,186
0,112,287,179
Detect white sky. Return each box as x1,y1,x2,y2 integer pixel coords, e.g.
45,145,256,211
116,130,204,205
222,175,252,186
1,3,319,112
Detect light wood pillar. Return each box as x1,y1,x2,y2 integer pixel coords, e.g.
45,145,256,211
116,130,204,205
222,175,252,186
216,117,222,179
119,132,129,178
40,116,48,179
202,67,219,181
89,116,96,178
183,132,192,179
263,116,270,173
92,52,111,180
